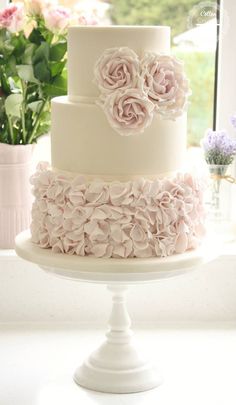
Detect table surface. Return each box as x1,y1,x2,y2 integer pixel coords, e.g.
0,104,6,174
15,231,219,284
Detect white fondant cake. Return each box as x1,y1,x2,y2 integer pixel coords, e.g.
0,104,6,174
30,26,205,259
51,97,186,176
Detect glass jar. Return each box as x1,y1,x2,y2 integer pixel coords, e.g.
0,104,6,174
207,164,229,222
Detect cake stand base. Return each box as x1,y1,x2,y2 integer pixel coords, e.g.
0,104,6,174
15,231,218,394
74,285,161,393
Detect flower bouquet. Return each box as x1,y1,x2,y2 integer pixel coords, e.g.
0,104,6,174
0,1,72,145
0,0,96,247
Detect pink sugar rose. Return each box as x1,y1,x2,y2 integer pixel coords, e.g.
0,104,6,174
0,3,25,33
43,6,71,34
101,88,155,136
94,47,140,93
141,53,190,119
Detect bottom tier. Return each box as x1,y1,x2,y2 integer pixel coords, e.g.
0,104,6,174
30,162,206,259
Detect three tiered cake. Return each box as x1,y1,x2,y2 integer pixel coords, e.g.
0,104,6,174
30,26,205,258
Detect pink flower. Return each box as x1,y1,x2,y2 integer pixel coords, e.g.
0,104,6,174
141,53,190,119
71,2,99,26
43,6,71,34
0,3,25,33
26,0,58,15
101,88,155,136
94,47,140,93
77,14,98,26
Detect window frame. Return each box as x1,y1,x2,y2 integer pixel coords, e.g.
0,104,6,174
216,0,236,219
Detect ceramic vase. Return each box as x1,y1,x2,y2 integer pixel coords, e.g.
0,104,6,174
0,143,34,248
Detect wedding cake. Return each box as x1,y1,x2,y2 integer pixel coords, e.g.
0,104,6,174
30,26,205,258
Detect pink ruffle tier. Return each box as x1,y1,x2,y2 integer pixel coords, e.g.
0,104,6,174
30,162,206,258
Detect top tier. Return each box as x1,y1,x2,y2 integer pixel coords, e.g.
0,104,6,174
68,26,170,100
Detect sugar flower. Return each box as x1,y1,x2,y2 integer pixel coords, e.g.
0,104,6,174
94,47,140,93
141,53,190,119
100,88,155,136
94,47,191,135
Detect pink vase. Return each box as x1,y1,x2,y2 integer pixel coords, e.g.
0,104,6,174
0,143,34,249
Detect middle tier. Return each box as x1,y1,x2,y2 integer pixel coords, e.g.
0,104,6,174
51,97,187,178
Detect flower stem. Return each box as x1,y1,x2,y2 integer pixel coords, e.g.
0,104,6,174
27,97,48,144
7,115,14,144
20,79,27,144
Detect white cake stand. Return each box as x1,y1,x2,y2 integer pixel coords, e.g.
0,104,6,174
15,230,217,394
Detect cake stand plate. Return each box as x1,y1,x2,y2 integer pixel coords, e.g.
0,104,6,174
15,231,217,394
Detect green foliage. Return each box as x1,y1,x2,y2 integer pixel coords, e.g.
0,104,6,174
50,41,67,62
43,74,67,97
0,16,67,145
174,50,215,146
110,0,201,37
205,149,234,165
16,65,39,83
5,94,23,118
28,28,45,45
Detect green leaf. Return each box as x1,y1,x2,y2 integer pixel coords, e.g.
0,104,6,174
5,94,23,118
28,28,45,45
22,43,37,64
40,110,50,122
11,34,26,57
32,42,50,64
8,77,20,93
28,100,43,113
0,97,5,117
0,28,7,43
2,39,14,56
49,41,67,62
0,73,11,95
16,65,39,83
33,61,51,83
35,121,50,139
49,61,66,77
43,75,67,97
5,55,17,76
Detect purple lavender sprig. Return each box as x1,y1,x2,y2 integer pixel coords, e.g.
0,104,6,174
202,129,236,165
230,114,236,129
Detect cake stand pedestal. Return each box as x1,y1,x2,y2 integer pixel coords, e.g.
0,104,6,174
15,231,217,394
